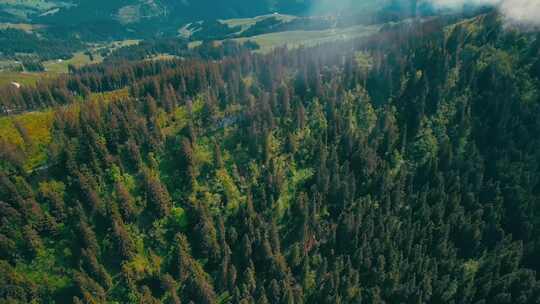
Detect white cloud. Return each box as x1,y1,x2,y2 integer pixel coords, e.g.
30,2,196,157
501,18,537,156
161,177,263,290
428,0,503,9
428,0,499,8
428,0,540,26
500,0,540,26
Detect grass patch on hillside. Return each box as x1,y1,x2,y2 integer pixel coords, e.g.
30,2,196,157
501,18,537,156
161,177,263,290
105,39,141,50
0,71,55,87
0,110,54,171
43,51,102,73
89,88,130,103
276,165,314,218
444,14,485,42
233,24,380,53
188,41,203,49
0,87,129,171
0,39,139,82
42,39,140,73
42,39,139,73
221,13,297,33
144,54,179,61
0,22,44,32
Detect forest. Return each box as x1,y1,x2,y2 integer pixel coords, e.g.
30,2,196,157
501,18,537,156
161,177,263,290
1,11,540,304
0,28,84,61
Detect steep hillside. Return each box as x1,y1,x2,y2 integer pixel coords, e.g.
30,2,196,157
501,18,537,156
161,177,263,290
1,13,540,303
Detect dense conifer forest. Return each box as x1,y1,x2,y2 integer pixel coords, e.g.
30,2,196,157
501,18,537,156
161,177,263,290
0,28,84,61
1,12,540,303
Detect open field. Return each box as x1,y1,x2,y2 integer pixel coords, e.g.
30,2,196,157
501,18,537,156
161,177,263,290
186,21,381,54
0,22,44,32
42,40,140,73
188,41,203,49
144,54,179,61
104,39,140,50
43,51,102,73
181,13,298,39
233,24,380,53
0,71,57,87
221,13,297,32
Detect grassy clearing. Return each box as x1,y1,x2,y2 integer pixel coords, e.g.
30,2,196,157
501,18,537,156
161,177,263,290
144,54,179,61
42,39,140,73
40,39,139,73
43,51,102,73
89,88,130,103
444,14,484,41
0,87,130,171
104,39,140,50
188,41,202,49
221,13,297,32
233,24,380,53
0,23,44,32
187,23,380,53
0,110,54,171
0,71,56,87
276,165,314,218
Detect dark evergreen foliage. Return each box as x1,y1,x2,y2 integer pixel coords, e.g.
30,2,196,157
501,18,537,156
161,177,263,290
1,12,540,304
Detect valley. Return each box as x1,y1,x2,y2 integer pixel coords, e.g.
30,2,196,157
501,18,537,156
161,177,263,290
0,12,379,88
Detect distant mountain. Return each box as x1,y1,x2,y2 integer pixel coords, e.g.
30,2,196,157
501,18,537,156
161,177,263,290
0,0,300,24
0,0,307,38
0,0,412,26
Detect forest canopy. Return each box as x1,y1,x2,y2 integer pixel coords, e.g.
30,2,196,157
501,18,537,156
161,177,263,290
1,11,540,304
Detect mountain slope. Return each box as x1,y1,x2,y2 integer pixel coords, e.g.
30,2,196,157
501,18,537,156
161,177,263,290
0,0,420,33
0,0,295,24
1,13,540,303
